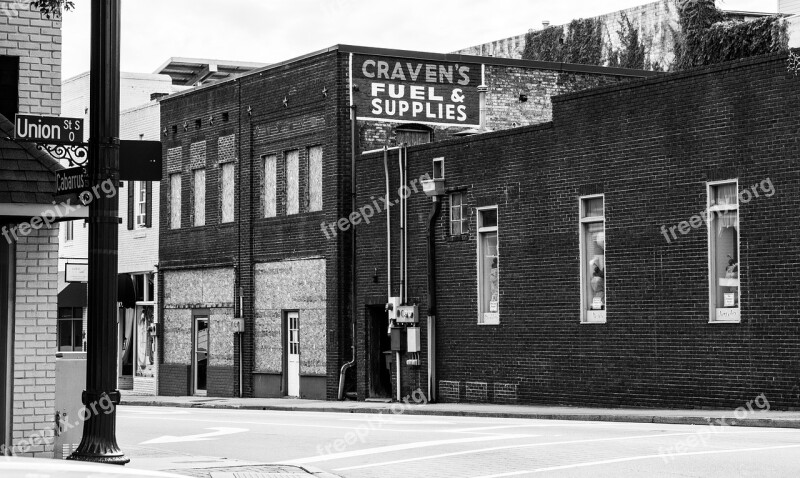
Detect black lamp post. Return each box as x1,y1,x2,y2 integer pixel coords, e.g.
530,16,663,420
66,0,127,465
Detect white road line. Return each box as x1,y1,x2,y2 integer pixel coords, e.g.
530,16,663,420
468,443,800,477
332,431,712,471
117,415,521,435
283,434,533,465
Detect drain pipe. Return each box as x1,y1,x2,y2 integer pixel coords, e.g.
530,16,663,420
384,146,392,297
337,85,358,400
426,196,441,402
396,146,405,402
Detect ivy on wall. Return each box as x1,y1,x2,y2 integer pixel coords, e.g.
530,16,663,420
523,18,603,65
673,0,788,71
608,14,647,70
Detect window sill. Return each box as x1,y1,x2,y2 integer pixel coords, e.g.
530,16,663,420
446,234,470,242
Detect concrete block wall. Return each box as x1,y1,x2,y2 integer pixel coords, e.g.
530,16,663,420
13,226,58,457
0,0,61,116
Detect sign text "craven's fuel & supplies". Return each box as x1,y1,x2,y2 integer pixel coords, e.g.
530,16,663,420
352,55,481,127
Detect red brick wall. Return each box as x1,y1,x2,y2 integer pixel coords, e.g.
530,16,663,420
357,53,800,409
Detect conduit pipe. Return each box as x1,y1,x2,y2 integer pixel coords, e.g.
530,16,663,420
384,146,392,298
426,196,441,402
337,100,358,400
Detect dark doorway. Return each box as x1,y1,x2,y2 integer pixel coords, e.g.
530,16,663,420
0,56,19,121
367,305,392,398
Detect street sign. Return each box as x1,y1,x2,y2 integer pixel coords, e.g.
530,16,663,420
352,54,481,127
120,140,162,181
65,263,89,283
14,114,84,145
56,166,89,195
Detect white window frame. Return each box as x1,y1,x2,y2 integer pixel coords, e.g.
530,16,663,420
134,181,147,228
450,192,468,236
579,194,606,324
476,205,499,325
707,179,741,324
65,220,74,241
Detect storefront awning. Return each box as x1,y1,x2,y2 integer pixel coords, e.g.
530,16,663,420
57,282,87,308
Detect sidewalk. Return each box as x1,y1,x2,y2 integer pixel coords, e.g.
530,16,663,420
121,392,800,429
162,464,339,478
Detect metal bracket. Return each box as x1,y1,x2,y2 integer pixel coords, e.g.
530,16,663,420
36,143,89,167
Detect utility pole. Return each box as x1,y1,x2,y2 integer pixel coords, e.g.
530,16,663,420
67,0,127,465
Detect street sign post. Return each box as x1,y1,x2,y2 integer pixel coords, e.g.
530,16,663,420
14,114,84,145
56,166,89,195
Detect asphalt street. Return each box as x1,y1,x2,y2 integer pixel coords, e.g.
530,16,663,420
117,405,800,477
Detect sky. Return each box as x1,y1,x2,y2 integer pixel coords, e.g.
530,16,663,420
61,0,776,80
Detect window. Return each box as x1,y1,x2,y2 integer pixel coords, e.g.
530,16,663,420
286,150,299,215
450,193,468,235
264,154,277,218
308,146,323,212
0,56,19,121
708,181,740,322
220,163,234,223
65,220,74,241
135,181,147,228
57,307,84,352
396,125,432,146
477,207,499,324
169,173,181,229
433,158,444,180
580,195,606,323
193,168,206,227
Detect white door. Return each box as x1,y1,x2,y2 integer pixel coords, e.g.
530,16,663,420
287,312,300,397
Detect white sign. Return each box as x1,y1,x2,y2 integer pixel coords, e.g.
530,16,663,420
724,293,735,307
716,308,740,322
65,263,88,283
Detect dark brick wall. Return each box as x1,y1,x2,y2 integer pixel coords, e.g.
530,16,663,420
356,53,800,409
207,366,237,397
159,46,649,401
159,363,190,396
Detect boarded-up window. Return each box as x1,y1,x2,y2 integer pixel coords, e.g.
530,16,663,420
218,134,236,162
264,155,276,218
308,146,323,212
220,163,234,223
169,173,181,229
286,150,299,215
193,169,206,227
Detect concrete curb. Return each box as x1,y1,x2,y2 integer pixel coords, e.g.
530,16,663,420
120,398,800,429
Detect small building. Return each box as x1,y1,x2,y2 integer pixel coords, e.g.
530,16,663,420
0,0,69,457
355,51,800,409
157,44,653,400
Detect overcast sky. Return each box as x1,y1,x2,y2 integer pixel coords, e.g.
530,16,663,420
61,0,775,80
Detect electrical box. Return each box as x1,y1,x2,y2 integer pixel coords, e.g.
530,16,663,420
387,296,401,321
232,317,245,333
407,327,421,353
390,327,406,351
396,304,418,324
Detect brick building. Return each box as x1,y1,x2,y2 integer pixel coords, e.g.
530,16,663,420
1,0,68,457
157,44,652,400
356,51,800,409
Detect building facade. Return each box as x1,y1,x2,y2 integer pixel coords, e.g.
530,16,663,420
356,51,800,409
0,0,65,457
158,44,652,400
59,72,183,396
